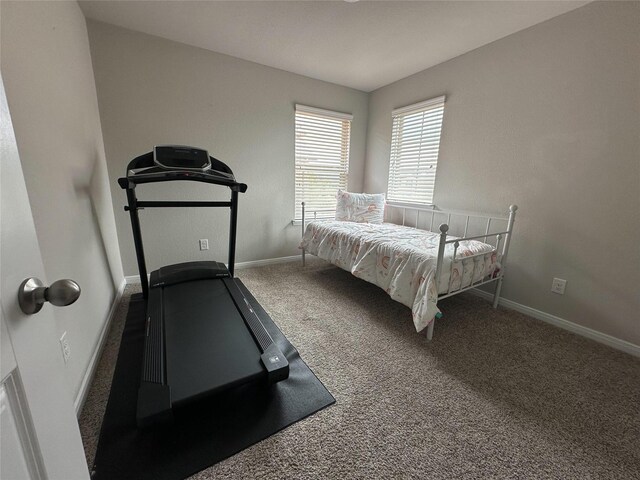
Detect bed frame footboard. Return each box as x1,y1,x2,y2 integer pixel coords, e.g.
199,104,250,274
382,203,518,339
435,205,518,302
431,204,518,337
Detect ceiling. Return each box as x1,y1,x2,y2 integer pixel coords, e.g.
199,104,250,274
79,1,590,92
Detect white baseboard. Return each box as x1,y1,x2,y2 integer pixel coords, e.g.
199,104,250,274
124,255,302,284
74,277,126,416
124,274,146,284
470,289,640,357
234,255,301,270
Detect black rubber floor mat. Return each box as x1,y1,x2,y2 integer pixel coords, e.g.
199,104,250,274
91,280,335,480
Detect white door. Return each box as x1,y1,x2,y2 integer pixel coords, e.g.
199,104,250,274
0,75,90,479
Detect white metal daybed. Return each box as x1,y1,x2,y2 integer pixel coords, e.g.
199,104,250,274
299,202,517,340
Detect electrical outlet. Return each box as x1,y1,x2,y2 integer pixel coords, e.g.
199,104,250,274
551,278,567,295
60,332,71,364
199,239,209,251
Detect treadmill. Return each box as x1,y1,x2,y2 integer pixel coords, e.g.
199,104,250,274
118,146,289,427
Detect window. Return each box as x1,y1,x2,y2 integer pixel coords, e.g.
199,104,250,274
387,95,446,206
294,105,352,221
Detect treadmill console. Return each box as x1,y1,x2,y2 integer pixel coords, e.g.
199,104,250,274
120,147,244,191
154,145,211,171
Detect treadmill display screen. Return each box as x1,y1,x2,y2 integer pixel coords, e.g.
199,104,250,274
154,146,211,171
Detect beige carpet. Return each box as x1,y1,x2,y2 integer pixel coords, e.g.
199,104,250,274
80,259,640,479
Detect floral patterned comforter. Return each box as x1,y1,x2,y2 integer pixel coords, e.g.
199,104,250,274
300,221,498,332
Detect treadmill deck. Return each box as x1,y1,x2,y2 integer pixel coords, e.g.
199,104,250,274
159,279,264,404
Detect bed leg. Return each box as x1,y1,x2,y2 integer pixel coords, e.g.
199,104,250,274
301,201,306,266
492,277,503,309
426,320,434,341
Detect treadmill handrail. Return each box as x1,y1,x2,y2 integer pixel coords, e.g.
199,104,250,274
118,170,247,193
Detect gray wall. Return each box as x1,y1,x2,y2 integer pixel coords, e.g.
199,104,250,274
86,21,369,277
365,2,640,345
1,1,124,399
6,2,633,368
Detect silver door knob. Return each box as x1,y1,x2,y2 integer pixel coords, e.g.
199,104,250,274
18,278,81,315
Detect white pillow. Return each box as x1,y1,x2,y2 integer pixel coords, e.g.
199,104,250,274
335,190,385,224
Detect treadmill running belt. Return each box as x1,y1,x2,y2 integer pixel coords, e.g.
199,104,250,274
91,281,335,480
163,279,263,404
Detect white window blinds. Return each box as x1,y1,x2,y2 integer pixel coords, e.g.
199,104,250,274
294,105,352,220
387,95,445,206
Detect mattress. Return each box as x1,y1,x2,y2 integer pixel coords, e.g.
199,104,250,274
300,220,499,332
